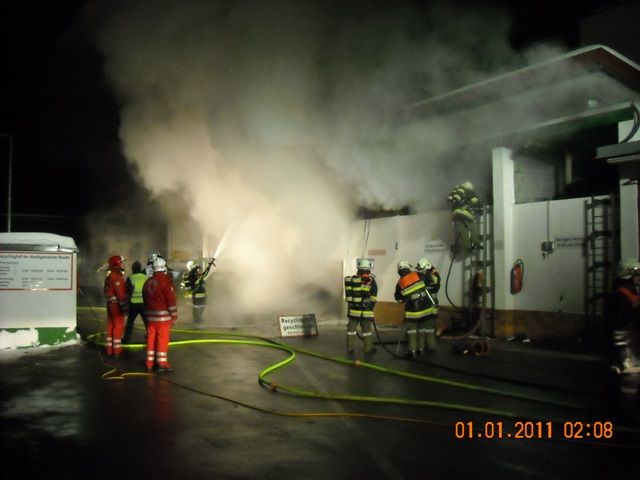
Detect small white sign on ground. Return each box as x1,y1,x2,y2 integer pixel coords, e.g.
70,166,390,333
278,314,318,338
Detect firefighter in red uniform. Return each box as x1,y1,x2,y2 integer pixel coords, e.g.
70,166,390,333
104,255,129,357
143,256,178,372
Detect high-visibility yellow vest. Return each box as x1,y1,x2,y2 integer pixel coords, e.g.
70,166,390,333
130,272,147,304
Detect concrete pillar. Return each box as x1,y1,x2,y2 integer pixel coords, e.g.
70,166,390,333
618,120,640,260
492,147,515,311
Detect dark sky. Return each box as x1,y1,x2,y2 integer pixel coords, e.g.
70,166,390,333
0,0,630,225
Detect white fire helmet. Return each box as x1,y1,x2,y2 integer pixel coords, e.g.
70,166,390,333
186,260,195,270
153,257,168,272
357,258,371,271
397,261,411,273
462,181,474,191
616,258,640,280
416,257,432,272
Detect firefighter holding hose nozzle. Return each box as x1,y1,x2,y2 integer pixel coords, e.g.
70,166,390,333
181,257,215,323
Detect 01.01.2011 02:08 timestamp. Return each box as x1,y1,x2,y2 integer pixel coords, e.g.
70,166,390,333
454,421,614,439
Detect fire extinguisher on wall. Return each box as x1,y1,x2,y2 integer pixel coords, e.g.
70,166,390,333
510,259,524,294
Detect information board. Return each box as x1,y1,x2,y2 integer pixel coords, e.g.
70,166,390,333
554,236,584,249
0,252,74,290
278,314,318,338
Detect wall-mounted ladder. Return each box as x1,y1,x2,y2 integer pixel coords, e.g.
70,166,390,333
461,204,495,336
585,196,615,325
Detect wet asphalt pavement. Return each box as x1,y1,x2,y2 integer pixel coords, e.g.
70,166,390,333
2,311,640,479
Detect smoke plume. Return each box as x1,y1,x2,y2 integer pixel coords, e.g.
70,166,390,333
84,0,568,322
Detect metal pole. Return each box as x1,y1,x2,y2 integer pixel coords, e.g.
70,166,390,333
1,133,12,232
7,135,12,232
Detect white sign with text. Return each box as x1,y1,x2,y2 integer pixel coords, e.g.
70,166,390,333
0,252,73,290
278,314,318,337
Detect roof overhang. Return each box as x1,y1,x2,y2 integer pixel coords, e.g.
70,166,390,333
597,140,640,162
405,45,640,145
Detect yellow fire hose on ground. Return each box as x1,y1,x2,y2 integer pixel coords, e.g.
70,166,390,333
80,324,640,448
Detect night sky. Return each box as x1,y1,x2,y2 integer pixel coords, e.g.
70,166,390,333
0,0,630,225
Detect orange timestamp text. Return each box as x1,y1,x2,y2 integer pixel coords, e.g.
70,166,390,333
454,421,614,440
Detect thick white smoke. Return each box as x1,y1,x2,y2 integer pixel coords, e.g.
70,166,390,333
83,0,570,321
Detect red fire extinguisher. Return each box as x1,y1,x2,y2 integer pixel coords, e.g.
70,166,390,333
510,259,524,294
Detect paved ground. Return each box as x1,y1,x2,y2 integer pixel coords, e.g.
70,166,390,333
2,309,640,480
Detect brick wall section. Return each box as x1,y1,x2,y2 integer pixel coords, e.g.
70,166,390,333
514,155,560,203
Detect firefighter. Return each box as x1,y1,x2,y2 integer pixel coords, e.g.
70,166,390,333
181,258,215,323
145,251,163,277
122,261,148,344
146,251,180,283
447,181,482,254
344,258,378,354
143,257,178,372
104,255,129,357
145,251,157,277
415,257,440,351
606,258,640,372
395,260,436,357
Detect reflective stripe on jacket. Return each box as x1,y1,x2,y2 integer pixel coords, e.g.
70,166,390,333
395,271,435,320
345,274,377,319
344,276,353,303
143,272,178,323
182,266,208,299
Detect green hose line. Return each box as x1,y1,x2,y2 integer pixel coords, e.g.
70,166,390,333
266,382,521,418
286,343,584,409
88,327,583,411
78,297,636,437
78,306,106,312
86,327,640,440
168,328,585,410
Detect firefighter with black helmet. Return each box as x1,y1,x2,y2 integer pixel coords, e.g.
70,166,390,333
104,255,129,357
344,258,378,354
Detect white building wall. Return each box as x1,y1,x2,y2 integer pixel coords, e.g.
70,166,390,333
345,212,463,304
346,197,593,316
512,198,587,314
